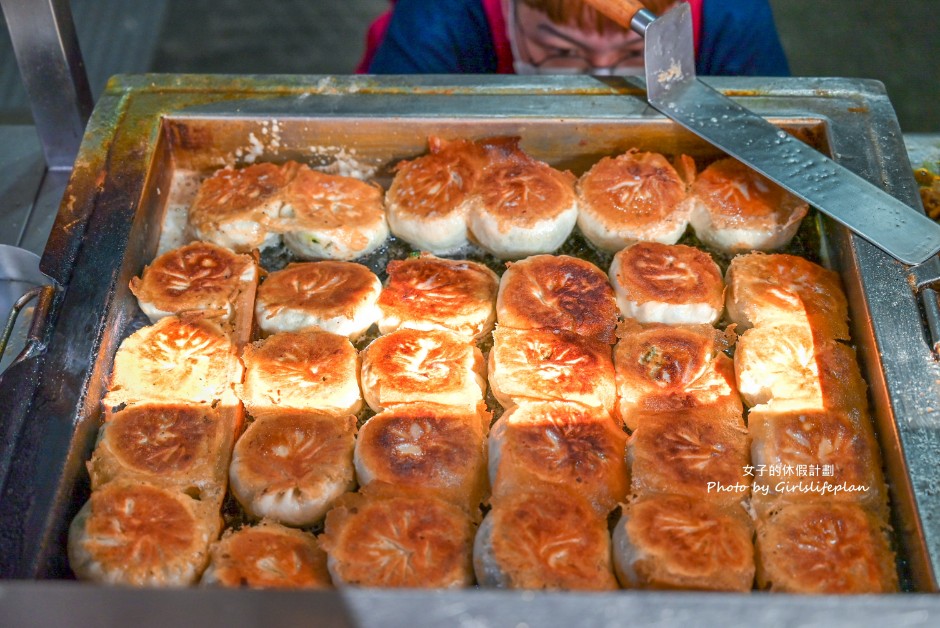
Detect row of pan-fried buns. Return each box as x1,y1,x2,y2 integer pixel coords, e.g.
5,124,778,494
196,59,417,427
67,233,897,592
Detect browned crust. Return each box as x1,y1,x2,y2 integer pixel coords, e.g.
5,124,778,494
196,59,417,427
188,162,297,232
129,241,254,316
612,242,723,307
319,486,475,588
484,486,618,590
621,494,754,591
629,407,750,505
577,150,689,228
257,261,379,319
356,403,488,511
282,165,385,240
755,502,898,593
386,137,488,218
726,252,849,340
239,330,361,416
104,315,241,407
749,407,887,513
207,522,332,589
690,158,808,229
473,138,577,230
361,328,483,404
490,401,628,515
70,480,219,584
378,254,498,339
497,255,619,343
231,413,356,496
490,326,616,411
614,322,741,427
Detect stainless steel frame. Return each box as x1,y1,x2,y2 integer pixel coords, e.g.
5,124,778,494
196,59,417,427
0,74,938,620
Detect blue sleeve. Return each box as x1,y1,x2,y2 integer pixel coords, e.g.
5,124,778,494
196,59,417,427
368,0,498,73
696,0,790,76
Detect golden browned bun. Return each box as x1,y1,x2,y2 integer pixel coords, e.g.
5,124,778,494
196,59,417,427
88,403,239,502
320,484,476,588
238,330,362,418
609,242,724,325
360,328,485,413
488,326,616,414
725,252,849,340
386,136,488,253
687,158,809,254
465,138,578,259
202,521,332,589
68,480,221,586
576,150,693,252
734,323,868,411
473,486,617,590
496,254,619,344
488,401,628,516
755,502,898,593
104,315,242,408
614,321,740,429
377,253,499,341
749,406,887,515
229,413,356,527
629,406,750,506
354,403,489,512
612,494,755,591
254,261,381,339
129,241,257,323
280,165,388,261
188,162,298,252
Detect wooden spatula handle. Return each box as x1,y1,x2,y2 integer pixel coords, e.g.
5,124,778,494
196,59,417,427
581,0,647,30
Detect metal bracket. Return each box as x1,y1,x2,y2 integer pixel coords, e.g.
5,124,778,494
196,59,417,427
0,284,56,371
0,0,92,171
907,257,940,355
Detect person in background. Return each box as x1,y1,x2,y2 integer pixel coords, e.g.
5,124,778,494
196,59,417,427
358,0,790,77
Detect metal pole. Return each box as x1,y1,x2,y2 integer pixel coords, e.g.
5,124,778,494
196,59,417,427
0,0,93,171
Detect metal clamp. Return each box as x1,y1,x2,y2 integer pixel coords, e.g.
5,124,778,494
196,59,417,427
907,257,940,356
0,284,57,371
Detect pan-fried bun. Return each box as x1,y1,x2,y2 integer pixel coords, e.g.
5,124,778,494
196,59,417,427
488,401,628,516
255,261,381,339
386,136,488,253
612,494,755,591
360,328,485,413
238,330,362,418
609,242,724,325
202,521,332,589
749,406,887,515
130,241,257,323
229,413,356,527
281,165,388,261
377,253,499,341
320,485,476,588
354,403,489,511
488,326,616,414
466,138,578,259
88,403,239,502
755,502,897,593
497,255,619,344
688,158,808,254
473,486,617,590
187,162,295,253
629,407,750,506
725,252,849,340
734,323,868,411
576,150,693,251
68,480,220,586
104,315,242,408
614,321,740,429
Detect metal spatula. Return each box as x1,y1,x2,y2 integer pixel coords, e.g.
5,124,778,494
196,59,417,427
582,0,940,265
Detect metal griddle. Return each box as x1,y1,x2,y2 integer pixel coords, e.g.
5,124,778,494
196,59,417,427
1,75,939,622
